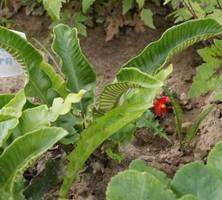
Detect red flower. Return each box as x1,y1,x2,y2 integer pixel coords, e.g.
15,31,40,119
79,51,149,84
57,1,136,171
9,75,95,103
153,96,172,117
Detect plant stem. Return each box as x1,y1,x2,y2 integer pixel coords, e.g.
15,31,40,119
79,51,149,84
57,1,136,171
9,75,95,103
217,0,222,9
183,0,197,18
32,37,63,77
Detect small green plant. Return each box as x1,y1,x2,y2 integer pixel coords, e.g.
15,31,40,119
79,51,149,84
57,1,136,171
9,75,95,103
106,139,222,200
165,89,213,143
136,109,169,140
21,0,158,39
189,39,222,100
165,0,222,25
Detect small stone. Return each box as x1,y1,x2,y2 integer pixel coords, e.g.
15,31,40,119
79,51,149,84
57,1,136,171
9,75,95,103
214,108,222,118
184,104,193,111
92,161,104,174
180,92,189,105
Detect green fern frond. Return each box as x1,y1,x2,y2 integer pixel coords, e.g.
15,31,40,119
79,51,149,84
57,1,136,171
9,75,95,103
188,39,222,98
98,82,139,113
97,67,164,113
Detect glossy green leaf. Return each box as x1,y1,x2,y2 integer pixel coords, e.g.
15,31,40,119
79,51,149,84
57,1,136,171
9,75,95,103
171,162,222,200
17,90,84,135
129,159,170,186
0,94,14,109
0,127,68,199
97,82,138,113
106,170,176,200
122,19,222,74
0,91,26,147
0,118,18,148
52,24,96,94
207,141,222,181
98,67,165,113
0,90,26,119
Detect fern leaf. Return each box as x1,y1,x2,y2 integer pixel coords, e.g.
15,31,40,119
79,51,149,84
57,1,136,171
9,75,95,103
97,67,164,113
122,19,222,74
188,39,222,98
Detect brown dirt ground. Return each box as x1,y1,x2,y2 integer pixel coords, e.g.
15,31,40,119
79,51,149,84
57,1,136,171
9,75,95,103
0,5,222,200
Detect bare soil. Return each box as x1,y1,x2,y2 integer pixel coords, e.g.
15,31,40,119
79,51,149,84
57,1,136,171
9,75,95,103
0,5,221,200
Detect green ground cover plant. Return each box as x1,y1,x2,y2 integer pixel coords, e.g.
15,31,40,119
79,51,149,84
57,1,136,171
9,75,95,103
106,139,222,200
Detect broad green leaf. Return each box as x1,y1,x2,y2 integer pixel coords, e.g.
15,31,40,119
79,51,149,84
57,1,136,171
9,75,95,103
17,90,84,135
122,19,222,74
97,82,139,113
0,90,26,147
0,94,14,109
171,162,222,200
0,127,68,199
0,118,18,147
43,0,65,21
207,141,222,181
122,0,133,14
185,106,213,143
49,89,85,121
39,62,68,98
136,0,145,10
0,90,26,119
52,24,96,93
129,159,170,186
0,26,67,105
82,0,96,13
17,105,49,135
98,67,165,113
106,170,176,200
59,67,172,198
117,67,163,88
140,9,155,29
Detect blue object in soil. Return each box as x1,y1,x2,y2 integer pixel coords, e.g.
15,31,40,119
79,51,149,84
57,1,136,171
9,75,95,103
0,30,26,77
